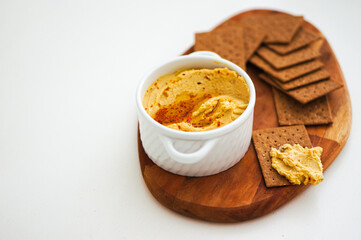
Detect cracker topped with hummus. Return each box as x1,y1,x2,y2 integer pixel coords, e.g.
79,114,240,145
270,144,323,185
252,125,324,187
143,68,250,132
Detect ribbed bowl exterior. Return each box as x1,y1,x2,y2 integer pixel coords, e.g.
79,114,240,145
138,111,254,176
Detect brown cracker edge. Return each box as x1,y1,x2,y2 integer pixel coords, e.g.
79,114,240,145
260,73,343,104
266,26,321,55
271,69,330,90
256,44,321,70
249,54,324,82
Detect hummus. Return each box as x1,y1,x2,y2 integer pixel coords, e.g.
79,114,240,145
270,144,324,185
142,68,250,132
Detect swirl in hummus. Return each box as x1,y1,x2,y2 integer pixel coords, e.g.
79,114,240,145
142,68,250,132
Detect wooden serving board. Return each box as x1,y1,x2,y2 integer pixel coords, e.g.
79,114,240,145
137,9,352,222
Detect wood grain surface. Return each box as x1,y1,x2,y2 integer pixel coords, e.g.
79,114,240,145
137,9,352,222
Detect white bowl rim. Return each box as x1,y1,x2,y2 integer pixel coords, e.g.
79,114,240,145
136,53,256,140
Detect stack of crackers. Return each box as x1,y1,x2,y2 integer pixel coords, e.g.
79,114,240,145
194,11,344,188
194,12,343,127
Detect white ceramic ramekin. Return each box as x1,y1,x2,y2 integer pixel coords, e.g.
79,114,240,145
136,51,256,176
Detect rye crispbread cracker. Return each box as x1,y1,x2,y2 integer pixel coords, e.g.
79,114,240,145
242,14,303,43
252,125,312,187
260,74,343,104
270,69,330,90
266,26,321,55
272,88,333,125
250,54,324,82
256,43,321,69
212,21,266,63
195,26,246,69
243,26,266,61
286,79,342,104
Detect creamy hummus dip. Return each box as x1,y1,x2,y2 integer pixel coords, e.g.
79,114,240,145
142,68,250,132
270,144,324,185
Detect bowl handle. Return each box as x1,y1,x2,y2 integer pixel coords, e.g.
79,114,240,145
159,135,218,164
189,51,221,58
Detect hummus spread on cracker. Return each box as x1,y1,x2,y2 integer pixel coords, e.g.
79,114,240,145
142,68,249,132
270,144,323,185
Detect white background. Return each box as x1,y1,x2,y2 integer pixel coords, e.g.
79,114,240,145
0,0,360,239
